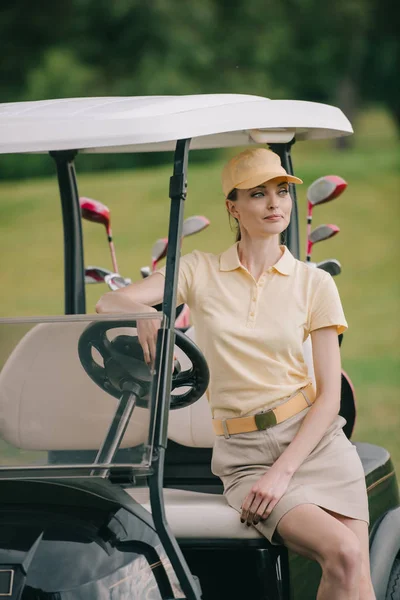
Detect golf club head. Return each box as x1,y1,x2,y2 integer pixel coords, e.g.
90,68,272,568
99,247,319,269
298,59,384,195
307,176,347,207
182,215,210,237
85,265,113,284
140,266,151,278
80,197,111,230
309,224,340,244
317,259,342,276
151,237,168,271
104,273,132,291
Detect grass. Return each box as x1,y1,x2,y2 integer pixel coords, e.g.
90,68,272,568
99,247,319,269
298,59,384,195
0,106,399,472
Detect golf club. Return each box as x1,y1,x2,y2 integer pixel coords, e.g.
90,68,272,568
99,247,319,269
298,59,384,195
85,265,132,287
306,175,347,260
316,258,342,277
85,265,113,284
182,215,210,237
80,197,119,274
151,237,169,272
146,215,211,274
307,224,340,262
140,266,151,278
104,273,131,291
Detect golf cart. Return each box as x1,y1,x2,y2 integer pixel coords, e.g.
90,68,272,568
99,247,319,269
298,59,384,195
0,94,399,600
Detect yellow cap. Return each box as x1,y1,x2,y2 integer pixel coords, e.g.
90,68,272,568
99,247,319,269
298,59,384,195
221,148,303,197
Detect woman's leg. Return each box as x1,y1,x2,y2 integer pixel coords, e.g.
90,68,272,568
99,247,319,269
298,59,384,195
324,510,375,599
276,504,363,600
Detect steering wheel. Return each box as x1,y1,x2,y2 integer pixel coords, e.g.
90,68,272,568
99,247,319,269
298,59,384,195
78,320,209,409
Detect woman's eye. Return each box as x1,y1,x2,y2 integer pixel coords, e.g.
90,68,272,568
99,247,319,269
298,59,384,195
279,189,289,196
251,191,264,198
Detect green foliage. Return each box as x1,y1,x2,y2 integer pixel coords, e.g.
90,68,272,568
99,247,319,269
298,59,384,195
0,0,71,101
25,49,101,100
0,0,398,178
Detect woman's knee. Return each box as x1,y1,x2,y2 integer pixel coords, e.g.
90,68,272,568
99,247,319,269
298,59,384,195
322,532,362,586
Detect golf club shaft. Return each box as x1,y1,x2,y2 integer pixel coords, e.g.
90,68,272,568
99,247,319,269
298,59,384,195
106,226,119,273
306,201,312,261
306,238,313,262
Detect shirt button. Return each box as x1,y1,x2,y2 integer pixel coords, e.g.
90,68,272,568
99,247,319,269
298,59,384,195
250,312,255,317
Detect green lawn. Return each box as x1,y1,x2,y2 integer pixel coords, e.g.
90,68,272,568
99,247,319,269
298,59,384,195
0,107,399,471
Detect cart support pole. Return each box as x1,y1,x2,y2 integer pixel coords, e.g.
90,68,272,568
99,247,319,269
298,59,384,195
50,150,86,314
148,138,201,600
269,142,300,259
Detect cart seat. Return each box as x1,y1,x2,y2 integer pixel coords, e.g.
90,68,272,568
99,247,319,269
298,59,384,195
127,487,264,541
353,441,390,476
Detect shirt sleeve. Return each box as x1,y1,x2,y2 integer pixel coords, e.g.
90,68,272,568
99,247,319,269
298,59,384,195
309,271,348,335
155,251,198,306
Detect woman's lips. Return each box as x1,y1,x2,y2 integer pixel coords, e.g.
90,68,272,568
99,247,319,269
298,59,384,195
265,215,283,220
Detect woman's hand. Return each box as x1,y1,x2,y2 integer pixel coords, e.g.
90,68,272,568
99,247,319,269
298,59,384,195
95,273,165,368
240,466,293,526
137,309,161,368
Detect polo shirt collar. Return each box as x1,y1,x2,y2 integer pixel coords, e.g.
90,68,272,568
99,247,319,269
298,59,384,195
220,243,295,276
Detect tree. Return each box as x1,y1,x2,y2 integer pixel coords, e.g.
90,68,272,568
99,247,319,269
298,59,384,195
0,0,72,101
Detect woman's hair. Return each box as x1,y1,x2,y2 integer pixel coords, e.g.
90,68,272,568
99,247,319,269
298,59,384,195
227,188,241,242
226,187,287,245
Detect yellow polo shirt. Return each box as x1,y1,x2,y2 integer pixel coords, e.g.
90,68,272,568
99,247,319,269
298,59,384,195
158,244,347,418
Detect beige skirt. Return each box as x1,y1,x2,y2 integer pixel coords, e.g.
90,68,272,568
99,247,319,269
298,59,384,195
211,407,369,545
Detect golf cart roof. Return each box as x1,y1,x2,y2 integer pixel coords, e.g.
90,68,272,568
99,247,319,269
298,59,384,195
0,94,352,155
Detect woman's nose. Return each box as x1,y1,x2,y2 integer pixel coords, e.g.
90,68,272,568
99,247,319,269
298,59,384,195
267,192,280,208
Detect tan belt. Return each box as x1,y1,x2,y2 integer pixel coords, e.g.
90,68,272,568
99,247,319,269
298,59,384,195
212,384,315,438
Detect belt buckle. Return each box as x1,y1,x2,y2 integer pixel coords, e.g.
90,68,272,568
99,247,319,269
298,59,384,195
254,409,277,431
221,419,230,439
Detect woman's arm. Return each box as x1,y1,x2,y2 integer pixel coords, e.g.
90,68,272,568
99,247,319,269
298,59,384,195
95,272,165,314
273,325,341,474
95,273,165,365
241,325,342,525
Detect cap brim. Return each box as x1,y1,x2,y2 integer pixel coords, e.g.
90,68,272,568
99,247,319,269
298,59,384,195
235,172,303,190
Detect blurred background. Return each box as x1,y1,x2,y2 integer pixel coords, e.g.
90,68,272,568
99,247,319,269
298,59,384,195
0,0,399,467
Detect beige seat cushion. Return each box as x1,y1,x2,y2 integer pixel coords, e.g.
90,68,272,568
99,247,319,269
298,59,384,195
127,487,264,540
0,322,150,450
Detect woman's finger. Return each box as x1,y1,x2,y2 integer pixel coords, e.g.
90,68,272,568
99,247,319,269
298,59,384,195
261,496,279,520
148,333,157,367
240,493,254,523
245,495,263,526
140,341,151,366
252,497,272,525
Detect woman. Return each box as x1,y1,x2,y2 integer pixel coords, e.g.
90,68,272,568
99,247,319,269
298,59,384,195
96,147,374,600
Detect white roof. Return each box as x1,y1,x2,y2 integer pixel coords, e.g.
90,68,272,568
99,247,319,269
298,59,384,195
0,94,352,154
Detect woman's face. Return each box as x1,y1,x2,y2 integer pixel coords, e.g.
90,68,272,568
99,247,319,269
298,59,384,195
226,177,292,239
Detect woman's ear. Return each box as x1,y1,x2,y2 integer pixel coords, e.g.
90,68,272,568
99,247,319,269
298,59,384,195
225,199,239,219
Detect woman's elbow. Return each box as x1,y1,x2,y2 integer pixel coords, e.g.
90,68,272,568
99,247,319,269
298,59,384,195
95,291,121,314
95,293,110,314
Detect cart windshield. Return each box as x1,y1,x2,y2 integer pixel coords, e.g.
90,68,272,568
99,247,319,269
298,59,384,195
0,313,164,478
